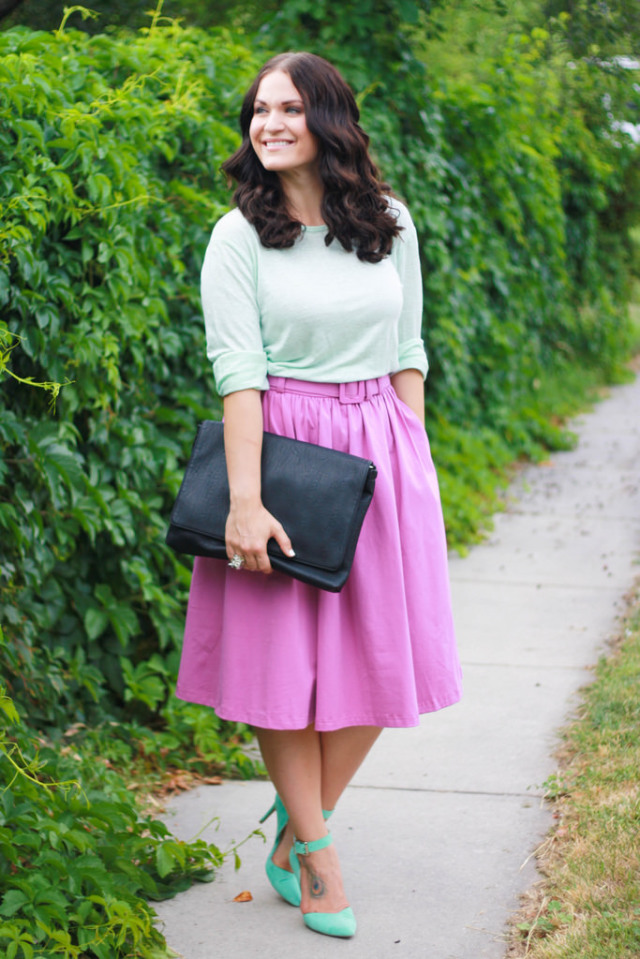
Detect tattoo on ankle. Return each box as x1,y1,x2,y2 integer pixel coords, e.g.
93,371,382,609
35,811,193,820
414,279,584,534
308,868,326,900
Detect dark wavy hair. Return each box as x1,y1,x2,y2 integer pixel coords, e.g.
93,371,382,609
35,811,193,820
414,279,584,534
221,52,402,264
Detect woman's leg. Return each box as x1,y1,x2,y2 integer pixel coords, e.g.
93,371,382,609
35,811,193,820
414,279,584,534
319,725,382,811
255,724,382,915
255,724,326,859
256,724,382,838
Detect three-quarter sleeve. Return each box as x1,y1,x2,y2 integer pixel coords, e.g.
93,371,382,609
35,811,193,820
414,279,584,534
390,201,429,379
201,212,269,396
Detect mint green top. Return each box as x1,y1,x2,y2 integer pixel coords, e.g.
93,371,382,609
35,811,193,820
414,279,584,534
201,197,428,396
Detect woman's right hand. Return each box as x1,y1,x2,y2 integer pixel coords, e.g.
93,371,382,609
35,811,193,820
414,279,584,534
225,501,294,574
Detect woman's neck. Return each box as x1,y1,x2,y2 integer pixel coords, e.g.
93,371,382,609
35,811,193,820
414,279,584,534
279,168,325,226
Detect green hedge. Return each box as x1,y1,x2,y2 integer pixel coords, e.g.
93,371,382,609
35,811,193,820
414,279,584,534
0,23,260,729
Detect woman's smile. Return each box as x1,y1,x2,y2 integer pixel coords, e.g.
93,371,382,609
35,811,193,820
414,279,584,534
263,139,295,149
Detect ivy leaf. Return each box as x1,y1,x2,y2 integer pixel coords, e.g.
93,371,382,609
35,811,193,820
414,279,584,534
155,843,177,879
84,608,109,641
0,690,20,725
0,889,30,917
109,606,140,647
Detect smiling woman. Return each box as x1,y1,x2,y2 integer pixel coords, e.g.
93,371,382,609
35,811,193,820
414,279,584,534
175,50,462,941
222,51,403,255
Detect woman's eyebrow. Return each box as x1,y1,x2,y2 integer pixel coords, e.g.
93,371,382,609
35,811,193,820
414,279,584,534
254,98,304,106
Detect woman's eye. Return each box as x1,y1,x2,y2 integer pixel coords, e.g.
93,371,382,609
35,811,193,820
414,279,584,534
253,105,302,116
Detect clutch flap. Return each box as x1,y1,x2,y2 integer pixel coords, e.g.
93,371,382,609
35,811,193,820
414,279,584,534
169,420,376,574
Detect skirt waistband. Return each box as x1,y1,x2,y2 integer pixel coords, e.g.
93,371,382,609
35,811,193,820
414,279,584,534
268,375,391,405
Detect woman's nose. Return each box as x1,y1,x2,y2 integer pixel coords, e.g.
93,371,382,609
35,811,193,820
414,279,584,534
264,110,285,132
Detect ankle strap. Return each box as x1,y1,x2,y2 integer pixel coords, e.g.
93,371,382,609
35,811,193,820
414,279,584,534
293,832,332,856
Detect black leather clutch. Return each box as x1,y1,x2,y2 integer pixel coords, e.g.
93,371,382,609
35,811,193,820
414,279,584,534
166,420,377,592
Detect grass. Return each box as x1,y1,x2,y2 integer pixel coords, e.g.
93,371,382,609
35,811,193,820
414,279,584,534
507,582,640,959
434,281,640,553
431,357,628,553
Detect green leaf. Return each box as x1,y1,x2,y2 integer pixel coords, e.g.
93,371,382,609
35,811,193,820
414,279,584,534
84,608,109,641
155,843,177,879
0,691,20,725
0,889,30,918
109,606,140,646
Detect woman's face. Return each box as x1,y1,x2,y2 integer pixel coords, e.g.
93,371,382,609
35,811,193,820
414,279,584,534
249,70,319,176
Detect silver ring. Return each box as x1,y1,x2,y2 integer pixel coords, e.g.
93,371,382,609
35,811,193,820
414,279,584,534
228,553,245,570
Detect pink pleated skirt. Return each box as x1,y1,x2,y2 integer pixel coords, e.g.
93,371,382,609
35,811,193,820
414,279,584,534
175,375,462,730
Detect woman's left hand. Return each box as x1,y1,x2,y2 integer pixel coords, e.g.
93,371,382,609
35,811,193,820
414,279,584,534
225,499,294,574
390,368,425,425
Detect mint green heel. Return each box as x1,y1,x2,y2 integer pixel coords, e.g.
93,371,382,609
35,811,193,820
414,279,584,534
260,797,333,908
289,833,357,938
260,794,300,906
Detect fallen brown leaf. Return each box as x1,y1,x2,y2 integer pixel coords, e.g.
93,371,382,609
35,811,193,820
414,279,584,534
233,891,253,903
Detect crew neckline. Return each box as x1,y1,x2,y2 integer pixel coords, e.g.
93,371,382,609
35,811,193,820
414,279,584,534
301,224,328,233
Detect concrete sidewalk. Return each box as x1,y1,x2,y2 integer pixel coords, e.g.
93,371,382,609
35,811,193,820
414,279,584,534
155,374,640,959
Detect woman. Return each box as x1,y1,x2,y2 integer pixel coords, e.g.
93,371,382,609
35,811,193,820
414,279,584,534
176,52,462,939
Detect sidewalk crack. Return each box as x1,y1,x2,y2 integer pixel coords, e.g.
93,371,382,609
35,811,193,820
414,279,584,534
349,784,543,800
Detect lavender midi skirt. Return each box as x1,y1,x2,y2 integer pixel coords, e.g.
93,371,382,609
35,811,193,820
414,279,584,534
175,375,462,730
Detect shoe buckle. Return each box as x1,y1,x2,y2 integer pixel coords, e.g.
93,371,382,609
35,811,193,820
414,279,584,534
299,840,310,856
